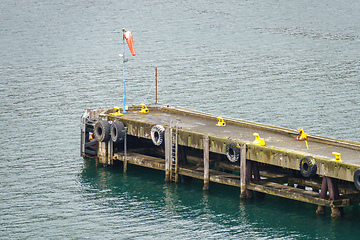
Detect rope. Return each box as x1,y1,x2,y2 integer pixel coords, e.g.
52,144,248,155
83,154,97,159
142,79,155,104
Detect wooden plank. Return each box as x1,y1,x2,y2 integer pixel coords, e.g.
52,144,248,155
178,166,204,179
114,152,165,171
84,149,96,156
340,193,360,205
217,162,288,179
247,181,350,207
85,140,97,147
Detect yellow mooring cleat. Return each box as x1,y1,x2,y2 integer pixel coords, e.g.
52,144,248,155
295,128,308,141
110,107,123,116
216,117,226,126
253,133,265,146
332,152,343,162
139,104,149,113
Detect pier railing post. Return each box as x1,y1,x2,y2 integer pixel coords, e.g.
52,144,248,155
165,128,171,182
240,143,247,199
203,136,210,191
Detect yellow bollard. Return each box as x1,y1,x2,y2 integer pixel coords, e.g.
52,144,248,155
295,128,309,149
139,104,149,113
216,117,226,126
295,128,308,141
253,133,265,146
332,152,343,162
110,107,123,116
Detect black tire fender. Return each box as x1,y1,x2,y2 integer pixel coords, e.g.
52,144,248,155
299,156,317,178
151,125,165,146
354,168,360,191
94,120,111,142
225,142,240,163
110,121,125,143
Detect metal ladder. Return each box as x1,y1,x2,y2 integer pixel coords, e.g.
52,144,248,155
170,122,179,183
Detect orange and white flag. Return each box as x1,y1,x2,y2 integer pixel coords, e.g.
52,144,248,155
123,30,136,56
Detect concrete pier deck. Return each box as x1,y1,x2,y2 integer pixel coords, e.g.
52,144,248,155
103,105,360,183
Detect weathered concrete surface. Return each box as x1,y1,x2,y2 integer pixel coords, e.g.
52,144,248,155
103,106,360,182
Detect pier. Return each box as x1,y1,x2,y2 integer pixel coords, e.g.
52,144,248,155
81,105,360,218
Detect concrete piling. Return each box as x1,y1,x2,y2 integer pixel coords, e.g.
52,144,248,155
203,136,210,191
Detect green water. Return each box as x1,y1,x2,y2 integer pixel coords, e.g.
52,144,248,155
80,160,360,239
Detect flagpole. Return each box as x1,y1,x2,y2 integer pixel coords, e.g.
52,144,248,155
122,28,127,113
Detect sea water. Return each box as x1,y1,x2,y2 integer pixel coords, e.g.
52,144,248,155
1,0,359,239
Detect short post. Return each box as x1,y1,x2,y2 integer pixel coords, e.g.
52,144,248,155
203,136,210,191
164,128,171,182
240,143,247,199
123,127,127,172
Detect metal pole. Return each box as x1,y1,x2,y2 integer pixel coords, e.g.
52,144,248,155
122,29,127,113
155,67,158,105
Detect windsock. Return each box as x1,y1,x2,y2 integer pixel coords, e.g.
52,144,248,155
123,30,136,56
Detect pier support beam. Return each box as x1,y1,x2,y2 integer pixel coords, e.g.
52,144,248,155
245,161,254,198
316,176,344,218
316,176,328,215
98,141,108,166
241,147,262,199
240,143,247,198
203,136,210,191
123,127,128,172
107,140,113,166
164,128,171,182
327,177,344,218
